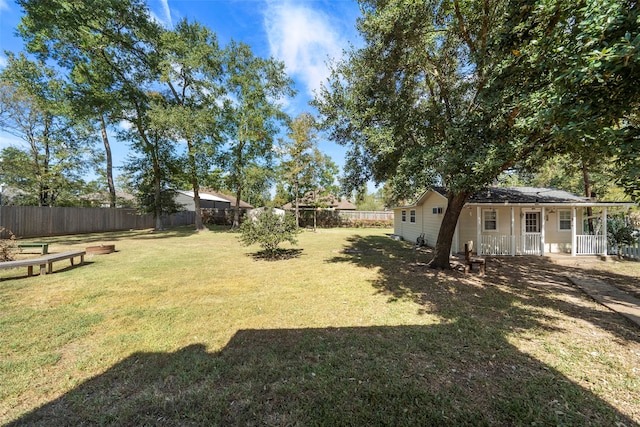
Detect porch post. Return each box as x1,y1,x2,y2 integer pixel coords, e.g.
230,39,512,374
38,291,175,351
510,207,515,256
602,207,608,256
571,207,577,256
477,206,482,256
541,207,546,256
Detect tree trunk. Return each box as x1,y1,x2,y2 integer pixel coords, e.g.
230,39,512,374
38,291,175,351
294,181,300,227
192,184,206,231
186,140,206,232
99,113,117,208
428,191,470,270
233,186,242,228
582,162,594,234
153,172,164,231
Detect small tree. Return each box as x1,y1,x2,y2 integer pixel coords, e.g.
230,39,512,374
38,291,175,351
608,215,639,259
239,209,299,257
0,228,19,262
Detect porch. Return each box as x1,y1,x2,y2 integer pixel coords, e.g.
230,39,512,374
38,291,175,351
479,233,607,256
474,205,609,257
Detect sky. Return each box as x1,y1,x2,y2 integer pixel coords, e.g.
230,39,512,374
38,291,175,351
0,0,365,189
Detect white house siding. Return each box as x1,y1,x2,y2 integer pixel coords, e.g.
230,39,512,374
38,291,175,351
393,192,446,245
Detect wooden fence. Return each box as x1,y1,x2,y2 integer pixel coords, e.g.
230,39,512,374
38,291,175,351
339,211,394,221
0,206,195,239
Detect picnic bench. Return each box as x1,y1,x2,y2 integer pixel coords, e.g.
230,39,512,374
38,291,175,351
17,242,49,254
0,250,86,277
464,241,486,275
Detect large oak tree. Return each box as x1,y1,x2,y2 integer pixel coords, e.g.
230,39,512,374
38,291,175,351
315,0,639,269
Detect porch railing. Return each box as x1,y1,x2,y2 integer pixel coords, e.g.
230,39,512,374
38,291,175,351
480,234,512,256
479,233,606,256
480,234,542,256
576,235,606,255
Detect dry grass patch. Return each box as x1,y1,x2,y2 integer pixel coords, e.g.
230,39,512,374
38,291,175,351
0,227,639,425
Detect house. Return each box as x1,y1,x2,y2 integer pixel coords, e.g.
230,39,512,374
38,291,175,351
393,187,634,256
200,189,254,209
174,190,231,210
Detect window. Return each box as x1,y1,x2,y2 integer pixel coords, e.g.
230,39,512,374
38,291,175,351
432,206,443,214
483,209,497,231
401,210,406,222
558,210,571,231
525,212,540,233
410,210,416,223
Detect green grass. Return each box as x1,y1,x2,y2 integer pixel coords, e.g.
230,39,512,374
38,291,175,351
1,227,639,426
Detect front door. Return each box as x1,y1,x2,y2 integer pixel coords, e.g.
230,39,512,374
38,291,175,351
523,211,541,254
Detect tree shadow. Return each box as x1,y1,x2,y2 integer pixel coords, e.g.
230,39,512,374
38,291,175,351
7,325,636,426
47,226,201,246
5,234,639,425
326,235,640,343
248,248,304,261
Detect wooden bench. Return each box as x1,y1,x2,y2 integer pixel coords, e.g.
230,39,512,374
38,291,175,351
0,250,86,277
464,241,486,275
17,242,49,254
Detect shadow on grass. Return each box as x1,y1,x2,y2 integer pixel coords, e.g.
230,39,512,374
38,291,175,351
327,234,640,343
6,234,639,425
0,261,94,282
41,226,203,246
8,325,636,426
248,248,303,261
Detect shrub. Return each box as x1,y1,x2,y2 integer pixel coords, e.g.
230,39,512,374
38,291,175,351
607,215,639,258
239,209,299,257
0,227,19,262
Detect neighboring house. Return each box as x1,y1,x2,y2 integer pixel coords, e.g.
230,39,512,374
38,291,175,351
174,190,231,210
282,190,357,211
201,189,253,209
393,187,634,256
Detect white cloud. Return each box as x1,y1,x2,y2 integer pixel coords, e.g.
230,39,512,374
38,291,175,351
0,55,7,68
159,0,173,28
0,133,24,150
0,0,9,12
149,0,173,28
264,1,349,97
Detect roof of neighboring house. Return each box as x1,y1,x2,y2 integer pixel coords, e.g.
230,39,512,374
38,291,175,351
199,188,253,208
176,190,229,203
396,186,634,209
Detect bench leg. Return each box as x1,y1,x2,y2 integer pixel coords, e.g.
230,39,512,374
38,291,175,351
47,262,53,274
28,266,33,277
40,263,47,275
479,263,485,276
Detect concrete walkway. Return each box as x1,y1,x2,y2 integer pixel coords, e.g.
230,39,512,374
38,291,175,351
568,275,640,328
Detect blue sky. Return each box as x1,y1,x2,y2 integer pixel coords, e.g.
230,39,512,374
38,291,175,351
0,0,364,188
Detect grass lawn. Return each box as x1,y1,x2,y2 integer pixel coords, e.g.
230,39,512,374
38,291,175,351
1,227,639,426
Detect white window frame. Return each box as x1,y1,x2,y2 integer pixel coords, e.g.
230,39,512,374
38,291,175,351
558,209,572,231
482,209,498,232
401,210,406,222
410,210,416,223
